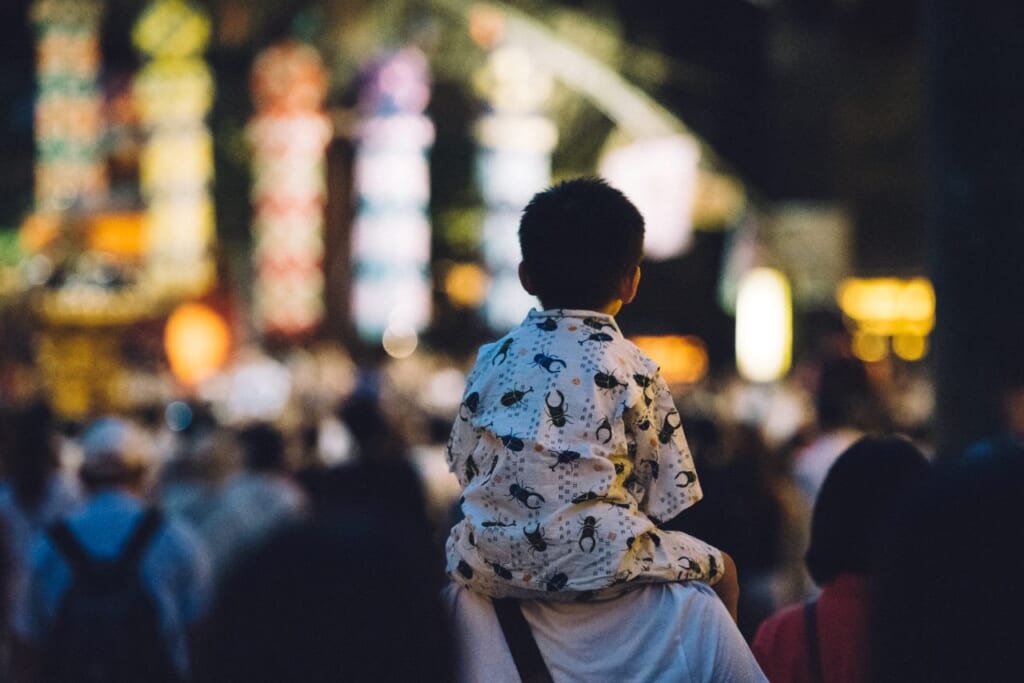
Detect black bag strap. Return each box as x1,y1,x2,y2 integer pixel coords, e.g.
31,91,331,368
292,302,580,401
804,599,825,683
493,598,554,683
48,508,163,582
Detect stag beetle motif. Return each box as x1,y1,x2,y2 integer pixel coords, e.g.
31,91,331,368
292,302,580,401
544,572,569,592
500,385,534,407
488,561,513,580
658,411,683,444
545,390,573,427
492,338,514,365
633,373,655,405
523,523,548,553
594,370,627,392
458,391,480,421
675,470,697,487
531,353,567,374
583,317,616,331
578,516,600,552
549,449,581,470
535,317,558,332
640,458,660,481
595,417,613,444
579,332,614,346
508,482,545,509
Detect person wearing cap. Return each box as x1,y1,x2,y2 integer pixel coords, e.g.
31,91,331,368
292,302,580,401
11,415,212,682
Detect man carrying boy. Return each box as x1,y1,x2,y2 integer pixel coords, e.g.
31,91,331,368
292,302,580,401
446,177,737,616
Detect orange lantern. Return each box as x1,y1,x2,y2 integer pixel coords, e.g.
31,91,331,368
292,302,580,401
164,302,230,385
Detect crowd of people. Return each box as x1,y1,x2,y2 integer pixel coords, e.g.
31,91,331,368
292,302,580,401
0,177,1020,682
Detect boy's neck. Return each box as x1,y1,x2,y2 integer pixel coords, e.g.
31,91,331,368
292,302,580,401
598,299,623,316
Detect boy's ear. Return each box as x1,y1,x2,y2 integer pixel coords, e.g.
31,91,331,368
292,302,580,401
518,262,537,295
619,266,641,304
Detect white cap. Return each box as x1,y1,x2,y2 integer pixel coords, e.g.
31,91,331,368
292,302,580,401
79,417,151,479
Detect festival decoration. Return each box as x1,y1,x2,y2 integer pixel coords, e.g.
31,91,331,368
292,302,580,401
164,302,230,386
735,268,792,382
132,0,215,297
31,0,107,212
473,44,556,331
350,48,435,342
248,41,331,337
838,277,935,362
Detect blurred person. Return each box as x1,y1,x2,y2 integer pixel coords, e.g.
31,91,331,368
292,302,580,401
199,422,306,577
870,448,1024,682
0,403,80,613
193,506,455,683
12,416,211,683
793,357,881,505
752,436,930,683
1,522,12,680
156,424,238,550
446,178,736,614
666,418,787,640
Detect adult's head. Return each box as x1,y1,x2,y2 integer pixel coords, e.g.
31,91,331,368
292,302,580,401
236,422,288,473
518,177,645,311
0,400,60,509
194,507,454,683
814,356,875,431
78,416,151,493
805,435,929,585
870,449,1024,682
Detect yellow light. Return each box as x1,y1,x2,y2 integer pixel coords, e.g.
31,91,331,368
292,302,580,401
444,263,489,308
164,302,230,386
735,268,792,382
852,330,889,363
893,333,928,362
88,212,145,256
631,335,709,385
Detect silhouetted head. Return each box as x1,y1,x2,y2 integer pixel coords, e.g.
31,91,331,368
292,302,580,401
870,449,1024,682
0,400,59,509
195,507,454,683
518,177,644,311
236,422,288,473
78,416,152,493
805,435,929,584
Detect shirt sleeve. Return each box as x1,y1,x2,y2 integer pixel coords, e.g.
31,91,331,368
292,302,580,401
628,368,703,523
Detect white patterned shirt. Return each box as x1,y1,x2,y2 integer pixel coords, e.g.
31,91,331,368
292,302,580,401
446,309,722,599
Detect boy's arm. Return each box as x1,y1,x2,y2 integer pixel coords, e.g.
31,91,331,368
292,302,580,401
629,369,703,523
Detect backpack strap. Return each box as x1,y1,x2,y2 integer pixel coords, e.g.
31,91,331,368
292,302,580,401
804,599,825,683
493,598,554,683
113,508,164,578
47,509,164,582
47,520,94,577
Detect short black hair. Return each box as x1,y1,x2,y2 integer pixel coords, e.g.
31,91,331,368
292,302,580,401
519,177,644,310
805,435,929,584
237,423,287,472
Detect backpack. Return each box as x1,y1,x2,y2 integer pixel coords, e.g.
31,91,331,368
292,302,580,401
42,508,180,683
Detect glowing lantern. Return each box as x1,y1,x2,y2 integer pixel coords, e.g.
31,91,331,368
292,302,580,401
473,44,556,331
31,0,108,211
736,268,792,382
164,302,230,386
837,277,935,362
599,134,700,261
132,0,215,297
631,335,709,385
248,40,331,337
350,48,435,342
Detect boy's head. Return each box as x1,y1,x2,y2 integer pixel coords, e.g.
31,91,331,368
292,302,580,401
518,177,644,311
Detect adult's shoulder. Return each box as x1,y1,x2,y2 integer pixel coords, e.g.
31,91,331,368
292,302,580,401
444,583,766,683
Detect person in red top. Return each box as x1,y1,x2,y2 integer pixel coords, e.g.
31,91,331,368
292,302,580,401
751,436,929,682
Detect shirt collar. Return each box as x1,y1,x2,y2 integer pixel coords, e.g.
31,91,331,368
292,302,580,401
525,308,622,335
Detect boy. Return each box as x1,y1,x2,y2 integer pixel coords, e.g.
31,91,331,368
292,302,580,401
446,178,737,616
